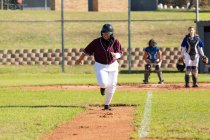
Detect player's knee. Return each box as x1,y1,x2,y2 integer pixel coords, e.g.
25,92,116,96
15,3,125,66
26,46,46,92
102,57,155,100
186,66,192,75
191,66,198,75
155,65,161,72
191,66,197,70
145,64,151,71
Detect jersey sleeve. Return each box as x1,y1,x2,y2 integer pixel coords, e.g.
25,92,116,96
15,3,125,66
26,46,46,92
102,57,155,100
115,39,123,54
198,38,204,48
156,46,160,51
181,38,187,47
83,39,96,56
144,47,148,52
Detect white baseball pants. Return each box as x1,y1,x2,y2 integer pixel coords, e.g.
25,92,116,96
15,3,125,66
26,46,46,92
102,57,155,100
184,53,199,67
94,61,119,105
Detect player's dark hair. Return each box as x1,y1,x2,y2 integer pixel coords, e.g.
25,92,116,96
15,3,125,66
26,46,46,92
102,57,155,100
188,26,194,31
148,39,157,47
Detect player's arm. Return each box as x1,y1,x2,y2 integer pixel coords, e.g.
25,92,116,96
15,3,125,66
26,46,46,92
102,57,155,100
76,40,96,65
181,38,187,59
156,50,162,63
75,52,86,65
111,39,123,59
111,52,121,59
143,51,150,64
197,39,205,57
197,39,209,64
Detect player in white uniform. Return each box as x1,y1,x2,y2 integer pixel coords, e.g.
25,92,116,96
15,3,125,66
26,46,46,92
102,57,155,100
181,26,208,87
76,24,123,110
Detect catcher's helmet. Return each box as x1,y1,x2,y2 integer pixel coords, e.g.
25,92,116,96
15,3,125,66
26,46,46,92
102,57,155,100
101,24,114,36
148,39,157,47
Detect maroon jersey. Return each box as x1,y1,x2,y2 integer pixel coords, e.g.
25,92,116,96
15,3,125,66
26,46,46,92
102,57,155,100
84,37,122,64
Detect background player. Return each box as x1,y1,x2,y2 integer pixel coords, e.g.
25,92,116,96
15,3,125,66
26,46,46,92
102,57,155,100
76,24,123,110
143,39,164,84
180,26,208,88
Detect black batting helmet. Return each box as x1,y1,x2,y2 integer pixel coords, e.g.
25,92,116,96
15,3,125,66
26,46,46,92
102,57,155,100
101,24,114,36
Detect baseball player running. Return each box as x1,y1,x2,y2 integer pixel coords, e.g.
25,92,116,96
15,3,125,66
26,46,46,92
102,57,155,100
143,39,164,84
181,26,208,88
76,24,123,110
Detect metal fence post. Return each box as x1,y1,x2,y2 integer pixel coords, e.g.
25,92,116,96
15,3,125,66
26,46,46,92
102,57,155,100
128,0,131,72
61,0,65,72
45,0,47,10
196,0,199,23
1,0,3,10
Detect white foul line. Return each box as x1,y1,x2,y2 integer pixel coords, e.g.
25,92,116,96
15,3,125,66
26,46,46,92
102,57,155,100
138,84,157,138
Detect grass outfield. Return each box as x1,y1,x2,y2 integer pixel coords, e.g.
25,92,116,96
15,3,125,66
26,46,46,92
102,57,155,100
0,65,210,87
0,65,209,139
0,9,210,140
0,89,147,140
0,88,210,139
0,11,210,49
150,90,210,139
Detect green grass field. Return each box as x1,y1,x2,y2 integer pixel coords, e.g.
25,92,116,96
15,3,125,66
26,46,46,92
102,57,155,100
0,10,210,140
0,65,209,139
0,11,210,50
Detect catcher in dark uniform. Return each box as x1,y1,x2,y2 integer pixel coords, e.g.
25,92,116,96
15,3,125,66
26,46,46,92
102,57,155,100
143,39,164,84
180,26,208,88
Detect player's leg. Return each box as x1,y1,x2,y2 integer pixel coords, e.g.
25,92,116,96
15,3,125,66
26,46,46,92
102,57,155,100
143,64,151,84
155,64,164,84
103,70,118,110
94,62,108,95
185,66,191,87
184,54,192,88
191,55,199,87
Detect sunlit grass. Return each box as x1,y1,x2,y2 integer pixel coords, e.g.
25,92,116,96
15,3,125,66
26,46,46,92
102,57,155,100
0,11,209,49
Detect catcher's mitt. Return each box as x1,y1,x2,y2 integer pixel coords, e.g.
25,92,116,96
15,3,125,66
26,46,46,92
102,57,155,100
201,55,209,64
176,56,185,72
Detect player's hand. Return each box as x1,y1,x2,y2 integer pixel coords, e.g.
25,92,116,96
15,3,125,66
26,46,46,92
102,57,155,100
75,59,83,65
155,59,161,64
201,55,208,64
146,59,151,64
179,56,184,61
111,52,116,58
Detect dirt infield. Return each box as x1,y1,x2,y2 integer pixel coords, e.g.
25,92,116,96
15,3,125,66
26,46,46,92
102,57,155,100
14,84,209,140
13,83,210,91
41,106,135,140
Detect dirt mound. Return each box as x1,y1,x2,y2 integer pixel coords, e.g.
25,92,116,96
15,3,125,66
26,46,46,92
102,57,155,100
41,106,135,140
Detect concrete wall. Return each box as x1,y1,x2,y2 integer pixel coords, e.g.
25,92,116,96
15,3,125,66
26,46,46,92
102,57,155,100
51,0,157,12
51,0,88,11
0,47,181,69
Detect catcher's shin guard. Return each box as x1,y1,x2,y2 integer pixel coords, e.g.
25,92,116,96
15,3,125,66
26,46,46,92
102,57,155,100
191,66,198,87
192,75,198,87
143,72,150,84
155,65,164,84
157,71,164,84
185,74,190,88
143,64,151,84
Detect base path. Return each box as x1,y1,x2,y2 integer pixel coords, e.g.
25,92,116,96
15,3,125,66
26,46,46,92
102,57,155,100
14,83,210,91
41,106,135,140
